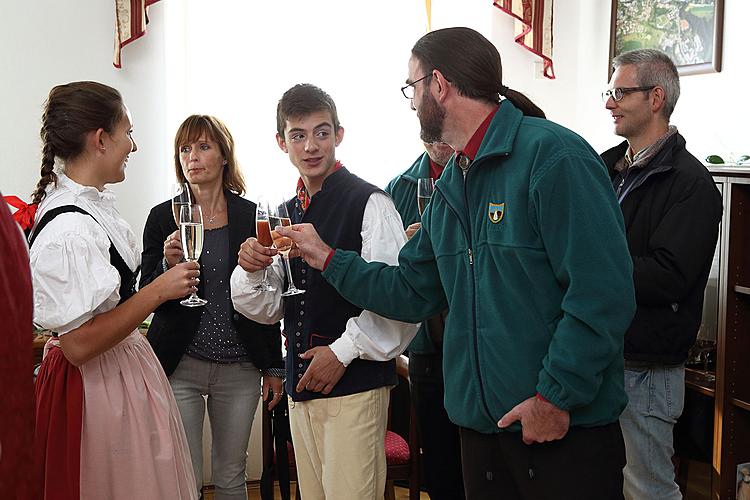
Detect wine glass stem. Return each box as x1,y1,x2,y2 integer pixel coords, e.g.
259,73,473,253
283,255,297,290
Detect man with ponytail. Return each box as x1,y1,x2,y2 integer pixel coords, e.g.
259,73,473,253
276,27,635,499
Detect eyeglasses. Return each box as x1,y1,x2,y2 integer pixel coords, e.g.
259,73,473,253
601,86,656,103
401,74,433,99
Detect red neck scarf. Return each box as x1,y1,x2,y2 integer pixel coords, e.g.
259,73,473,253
295,161,343,212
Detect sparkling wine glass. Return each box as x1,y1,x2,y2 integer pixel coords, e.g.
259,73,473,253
253,198,276,292
270,199,305,297
171,182,192,227
179,204,207,307
417,178,435,216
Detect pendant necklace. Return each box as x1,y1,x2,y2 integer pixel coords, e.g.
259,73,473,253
206,205,225,224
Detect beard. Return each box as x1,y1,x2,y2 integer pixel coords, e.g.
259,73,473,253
418,92,446,143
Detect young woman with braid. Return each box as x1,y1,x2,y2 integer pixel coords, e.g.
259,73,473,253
29,81,199,500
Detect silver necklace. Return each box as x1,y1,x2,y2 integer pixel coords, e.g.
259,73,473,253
205,205,225,224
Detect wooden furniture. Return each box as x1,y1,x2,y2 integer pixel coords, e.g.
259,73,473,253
384,397,420,500
687,166,750,499
260,399,299,500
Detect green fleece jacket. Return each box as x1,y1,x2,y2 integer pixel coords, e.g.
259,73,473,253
324,100,635,434
385,152,439,354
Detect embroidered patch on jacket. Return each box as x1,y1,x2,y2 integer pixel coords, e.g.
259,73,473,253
488,202,505,224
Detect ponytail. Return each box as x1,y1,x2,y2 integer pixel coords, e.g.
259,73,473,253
412,28,547,120
501,87,546,119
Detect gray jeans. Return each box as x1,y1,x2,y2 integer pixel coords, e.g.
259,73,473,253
169,355,262,500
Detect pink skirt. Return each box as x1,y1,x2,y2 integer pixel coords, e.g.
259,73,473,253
78,330,197,500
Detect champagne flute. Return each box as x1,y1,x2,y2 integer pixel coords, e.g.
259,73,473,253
270,200,305,297
179,204,207,307
172,182,192,227
253,198,276,292
417,178,435,216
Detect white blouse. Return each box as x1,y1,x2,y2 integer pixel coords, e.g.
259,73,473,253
30,174,140,335
231,192,418,366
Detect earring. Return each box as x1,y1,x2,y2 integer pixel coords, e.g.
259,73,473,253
223,160,228,165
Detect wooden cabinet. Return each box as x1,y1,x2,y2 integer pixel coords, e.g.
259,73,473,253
705,167,750,499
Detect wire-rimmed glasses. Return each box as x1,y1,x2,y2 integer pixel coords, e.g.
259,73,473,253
601,86,656,103
401,74,433,99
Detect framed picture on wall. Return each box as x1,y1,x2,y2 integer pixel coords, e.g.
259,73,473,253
738,462,750,500
608,0,724,77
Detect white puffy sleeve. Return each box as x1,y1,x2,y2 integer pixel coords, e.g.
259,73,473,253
30,213,121,335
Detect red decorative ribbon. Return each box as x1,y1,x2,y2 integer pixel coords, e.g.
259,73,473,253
3,196,38,231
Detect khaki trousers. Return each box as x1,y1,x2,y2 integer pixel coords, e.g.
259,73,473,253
288,386,390,500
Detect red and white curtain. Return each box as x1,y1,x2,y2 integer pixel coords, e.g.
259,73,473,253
113,0,161,69
493,0,555,79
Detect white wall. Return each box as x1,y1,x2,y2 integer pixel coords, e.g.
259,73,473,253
0,0,168,240
4,0,748,234
163,0,428,200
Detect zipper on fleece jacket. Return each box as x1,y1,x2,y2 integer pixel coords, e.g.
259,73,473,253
461,160,475,266
434,159,494,422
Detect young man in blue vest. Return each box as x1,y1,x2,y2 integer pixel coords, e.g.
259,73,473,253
276,28,636,500
230,84,417,500
386,141,465,500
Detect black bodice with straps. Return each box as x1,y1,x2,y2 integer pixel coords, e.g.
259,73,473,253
29,205,140,304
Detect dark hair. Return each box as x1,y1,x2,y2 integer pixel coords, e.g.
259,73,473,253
31,81,125,204
613,49,680,120
412,27,545,119
173,115,246,196
276,84,341,138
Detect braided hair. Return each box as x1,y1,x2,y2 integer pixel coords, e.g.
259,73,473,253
31,82,124,204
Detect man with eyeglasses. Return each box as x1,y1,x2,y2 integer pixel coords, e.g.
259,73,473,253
601,48,722,500
277,27,637,500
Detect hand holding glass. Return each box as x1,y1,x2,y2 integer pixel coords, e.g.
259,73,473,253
417,178,435,216
253,199,276,292
179,204,207,307
271,200,305,297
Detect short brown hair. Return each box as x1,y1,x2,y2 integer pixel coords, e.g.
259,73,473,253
276,84,341,138
173,115,245,195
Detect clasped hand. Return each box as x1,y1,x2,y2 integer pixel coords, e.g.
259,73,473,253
295,346,346,395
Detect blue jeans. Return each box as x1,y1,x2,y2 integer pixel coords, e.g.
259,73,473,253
621,365,685,500
169,355,262,500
